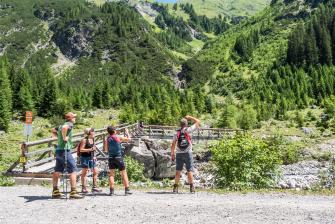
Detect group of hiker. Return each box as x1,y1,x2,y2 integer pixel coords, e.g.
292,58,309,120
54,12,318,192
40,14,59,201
51,112,200,199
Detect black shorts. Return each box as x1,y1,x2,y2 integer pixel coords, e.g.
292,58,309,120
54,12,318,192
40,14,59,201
108,157,126,171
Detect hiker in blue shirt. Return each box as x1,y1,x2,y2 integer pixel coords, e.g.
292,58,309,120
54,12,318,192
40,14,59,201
104,126,133,196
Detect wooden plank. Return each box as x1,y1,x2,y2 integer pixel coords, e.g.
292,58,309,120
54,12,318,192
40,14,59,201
25,157,54,169
25,147,54,157
6,159,20,172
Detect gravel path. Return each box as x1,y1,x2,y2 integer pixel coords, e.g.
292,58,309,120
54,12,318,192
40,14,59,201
0,186,335,224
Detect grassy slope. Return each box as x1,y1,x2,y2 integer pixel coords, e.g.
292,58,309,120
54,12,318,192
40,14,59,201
198,1,309,80
179,0,270,18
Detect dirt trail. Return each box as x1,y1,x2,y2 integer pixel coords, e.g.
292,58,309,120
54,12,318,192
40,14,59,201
0,186,335,224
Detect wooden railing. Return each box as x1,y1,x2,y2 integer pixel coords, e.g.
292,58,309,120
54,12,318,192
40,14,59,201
7,123,138,174
6,123,243,176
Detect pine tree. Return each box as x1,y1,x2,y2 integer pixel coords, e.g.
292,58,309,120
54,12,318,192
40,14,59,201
0,59,12,132
38,69,57,117
319,27,332,65
305,24,319,65
238,105,257,130
18,86,34,114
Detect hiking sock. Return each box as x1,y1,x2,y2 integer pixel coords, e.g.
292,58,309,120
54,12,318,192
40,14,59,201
110,188,114,195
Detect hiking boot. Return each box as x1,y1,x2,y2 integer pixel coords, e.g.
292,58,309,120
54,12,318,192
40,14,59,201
52,189,64,199
173,184,178,193
125,187,132,195
190,184,195,194
92,186,102,193
82,186,89,194
109,188,115,196
69,190,84,199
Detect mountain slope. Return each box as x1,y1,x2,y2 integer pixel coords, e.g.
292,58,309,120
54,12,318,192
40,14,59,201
179,0,270,18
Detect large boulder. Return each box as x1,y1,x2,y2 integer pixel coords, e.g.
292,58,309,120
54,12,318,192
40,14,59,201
151,149,175,179
128,139,176,179
128,143,155,178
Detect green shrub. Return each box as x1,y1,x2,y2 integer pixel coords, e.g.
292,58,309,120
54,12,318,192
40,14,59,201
124,156,146,182
0,175,15,186
267,136,302,165
99,156,146,186
211,133,281,190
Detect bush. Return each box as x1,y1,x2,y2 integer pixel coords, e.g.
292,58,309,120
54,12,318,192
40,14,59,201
267,136,302,165
124,156,146,182
0,175,15,186
211,133,281,190
99,156,146,187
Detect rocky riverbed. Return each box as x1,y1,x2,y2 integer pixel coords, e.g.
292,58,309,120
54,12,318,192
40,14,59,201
123,138,335,191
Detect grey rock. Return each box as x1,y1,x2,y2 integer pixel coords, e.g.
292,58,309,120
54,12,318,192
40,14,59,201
301,127,313,135
128,144,155,178
288,179,296,188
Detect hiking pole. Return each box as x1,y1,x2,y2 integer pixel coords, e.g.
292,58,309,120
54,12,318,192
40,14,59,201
63,149,68,200
91,147,95,194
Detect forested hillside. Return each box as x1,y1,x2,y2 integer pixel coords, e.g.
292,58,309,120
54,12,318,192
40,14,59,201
1,0,335,134
181,0,335,131
0,0,215,132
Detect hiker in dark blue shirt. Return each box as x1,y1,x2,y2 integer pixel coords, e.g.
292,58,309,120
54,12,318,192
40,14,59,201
104,126,133,196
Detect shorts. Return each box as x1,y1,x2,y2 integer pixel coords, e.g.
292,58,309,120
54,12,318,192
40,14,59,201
54,151,77,173
176,151,194,172
80,156,97,169
108,157,126,171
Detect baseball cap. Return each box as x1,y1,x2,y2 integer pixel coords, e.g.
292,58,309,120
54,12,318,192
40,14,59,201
65,112,77,120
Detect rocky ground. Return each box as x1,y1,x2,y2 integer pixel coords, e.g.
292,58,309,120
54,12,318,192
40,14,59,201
1,186,335,224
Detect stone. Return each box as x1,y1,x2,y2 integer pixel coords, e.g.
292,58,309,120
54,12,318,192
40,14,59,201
288,179,296,188
128,143,155,178
301,127,313,135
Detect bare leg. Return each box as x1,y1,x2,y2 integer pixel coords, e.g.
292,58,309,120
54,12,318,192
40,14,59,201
120,170,129,188
69,172,77,189
52,172,60,188
93,167,99,187
109,169,115,189
81,168,88,187
174,171,181,185
187,171,194,184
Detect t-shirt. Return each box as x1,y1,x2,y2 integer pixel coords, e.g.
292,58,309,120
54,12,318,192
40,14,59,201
107,134,122,157
56,122,73,151
173,124,197,153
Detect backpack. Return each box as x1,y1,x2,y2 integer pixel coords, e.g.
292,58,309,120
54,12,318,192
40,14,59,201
76,138,89,157
177,128,191,151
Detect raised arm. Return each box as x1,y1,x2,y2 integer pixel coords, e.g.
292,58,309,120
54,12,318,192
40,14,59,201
185,115,201,128
119,128,131,142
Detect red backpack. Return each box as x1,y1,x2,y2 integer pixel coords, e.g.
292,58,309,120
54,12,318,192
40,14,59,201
177,128,191,151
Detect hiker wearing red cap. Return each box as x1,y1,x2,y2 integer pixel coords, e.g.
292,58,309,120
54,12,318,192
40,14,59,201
51,112,83,199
